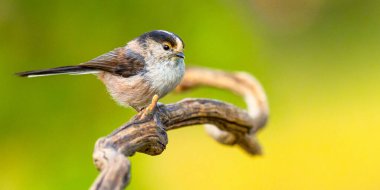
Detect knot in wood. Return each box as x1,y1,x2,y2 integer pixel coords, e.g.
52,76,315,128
136,123,168,156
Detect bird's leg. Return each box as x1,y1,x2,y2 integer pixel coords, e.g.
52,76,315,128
140,95,159,119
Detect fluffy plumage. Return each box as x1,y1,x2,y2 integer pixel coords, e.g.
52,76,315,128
17,30,186,111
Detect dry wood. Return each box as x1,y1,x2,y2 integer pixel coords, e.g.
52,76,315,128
90,67,269,190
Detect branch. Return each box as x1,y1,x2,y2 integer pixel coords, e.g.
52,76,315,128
176,67,269,153
90,67,269,190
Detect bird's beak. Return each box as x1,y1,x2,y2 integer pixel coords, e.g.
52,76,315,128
175,52,185,59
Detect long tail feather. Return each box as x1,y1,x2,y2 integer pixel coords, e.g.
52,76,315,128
16,66,99,78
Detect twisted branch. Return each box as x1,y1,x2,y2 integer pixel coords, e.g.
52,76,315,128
90,67,269,190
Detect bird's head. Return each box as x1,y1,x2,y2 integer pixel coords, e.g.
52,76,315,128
131,30,185,64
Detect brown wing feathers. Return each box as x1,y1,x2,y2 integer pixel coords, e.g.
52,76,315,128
82,47,146,77
16,47,146,78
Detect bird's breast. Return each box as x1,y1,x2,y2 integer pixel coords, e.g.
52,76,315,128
145,60,185,97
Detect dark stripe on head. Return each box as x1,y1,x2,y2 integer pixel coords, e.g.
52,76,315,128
138,30,184,48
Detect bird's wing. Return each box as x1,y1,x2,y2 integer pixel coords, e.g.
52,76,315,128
81,47,146,78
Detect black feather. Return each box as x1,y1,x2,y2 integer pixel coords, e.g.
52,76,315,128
16,65,97,77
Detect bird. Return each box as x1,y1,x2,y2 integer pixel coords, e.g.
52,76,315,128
17,30,186,111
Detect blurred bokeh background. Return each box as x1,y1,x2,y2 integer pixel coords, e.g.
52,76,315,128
1,0,380,189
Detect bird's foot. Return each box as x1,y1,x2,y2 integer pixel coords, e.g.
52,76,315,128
139,95,159,119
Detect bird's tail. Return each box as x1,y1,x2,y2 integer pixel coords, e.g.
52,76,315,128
16,65,100,78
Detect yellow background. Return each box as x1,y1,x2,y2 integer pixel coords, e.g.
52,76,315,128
1,0,379,189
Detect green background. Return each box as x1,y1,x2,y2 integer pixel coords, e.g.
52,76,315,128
1,0,380,189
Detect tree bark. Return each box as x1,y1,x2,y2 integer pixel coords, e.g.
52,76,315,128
90,67,269,190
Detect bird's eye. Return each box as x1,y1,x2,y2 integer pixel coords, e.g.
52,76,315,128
163,45,170,51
